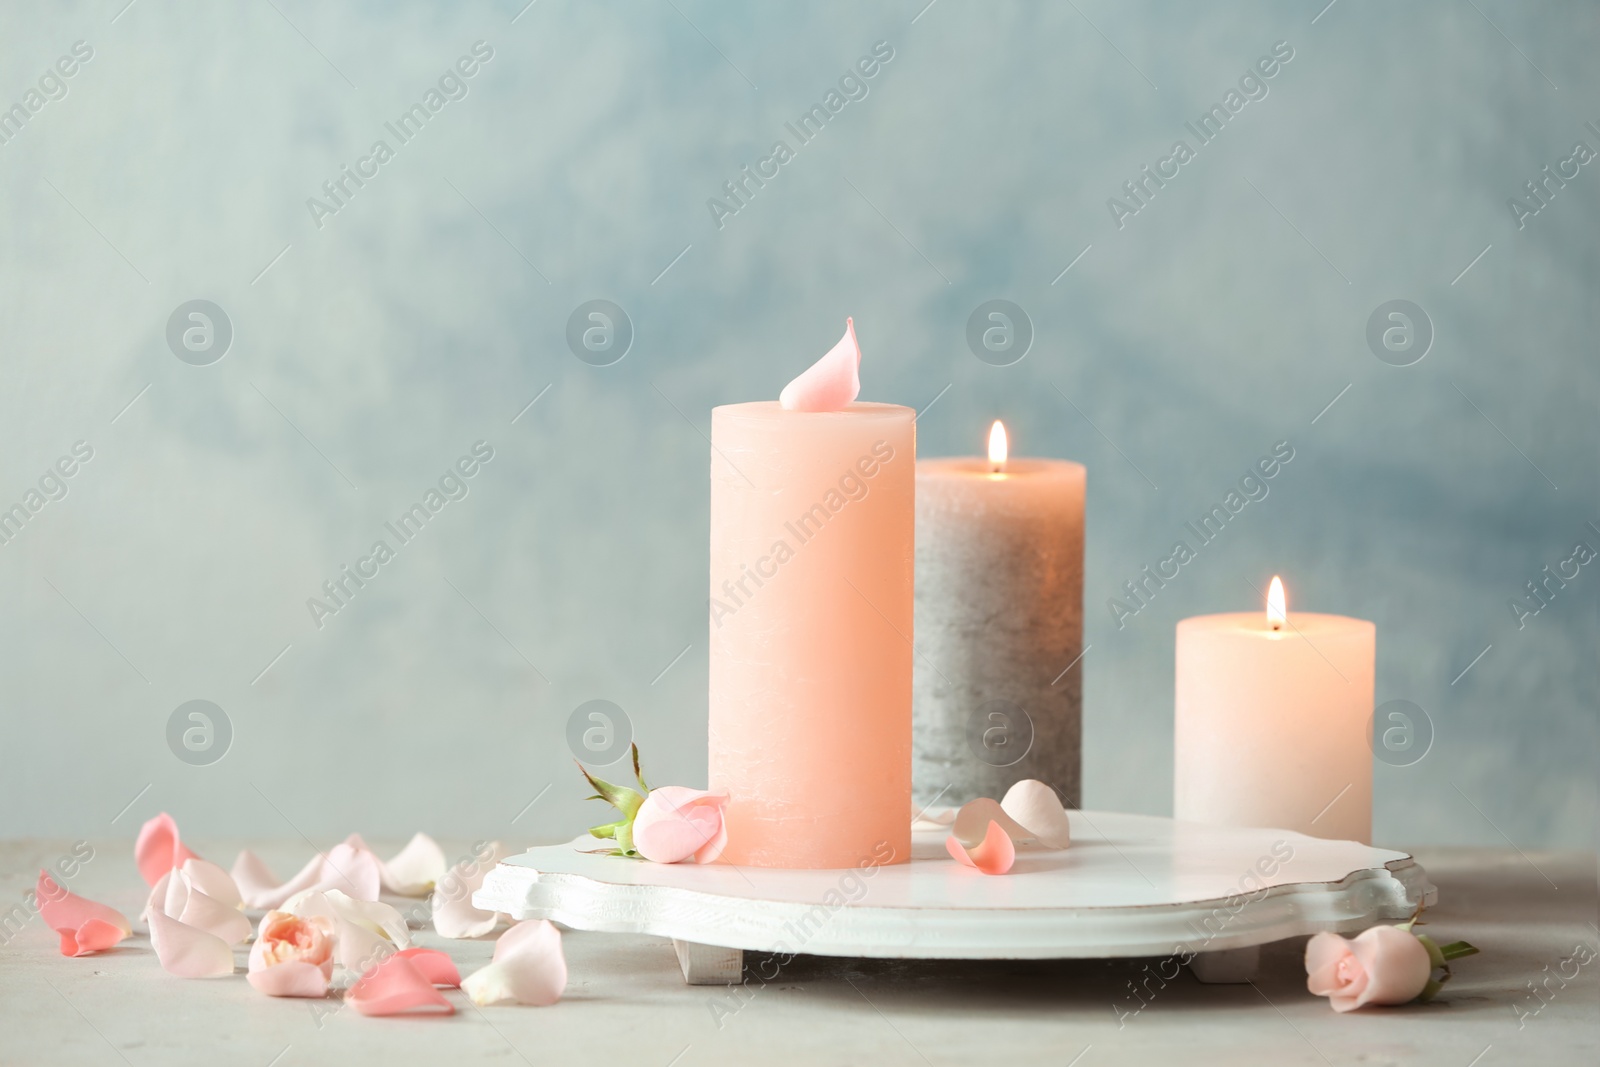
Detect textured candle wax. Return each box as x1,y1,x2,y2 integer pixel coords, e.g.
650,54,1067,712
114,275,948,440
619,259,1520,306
708,401,915,868
913,457,1085,808
1174,612,1375,844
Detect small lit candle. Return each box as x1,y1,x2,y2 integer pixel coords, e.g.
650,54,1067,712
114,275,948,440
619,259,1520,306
1174,578,1375,843
913,423,1086,808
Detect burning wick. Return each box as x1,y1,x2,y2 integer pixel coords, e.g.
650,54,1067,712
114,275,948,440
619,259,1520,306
1267,575,1286,632
988,420,1008,474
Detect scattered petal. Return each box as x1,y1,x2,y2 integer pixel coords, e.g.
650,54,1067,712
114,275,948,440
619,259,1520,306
431,842,511,940
942,782,1073,874
321,837,382,902
247,960,331,998
135,813,200,887
462,920,566,1007
231,850,324,911
285,889,410,975
36,871,131,957
946,819,1016,875
177,883,251,945
779,317,861,412
999,780,1072,849
393,948,461,988
178,858,243,910
380,833,448,897
347,953,454,1017
65,919,128,957
147,901,234,978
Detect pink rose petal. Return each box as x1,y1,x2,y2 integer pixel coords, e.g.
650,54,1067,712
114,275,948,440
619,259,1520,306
177,884,251,945
779,318,861,412
178,858,243,910
135,813,200,887
321,837,382,902
147,902,235,978
633,787,729,865
232,850,325,911
247,960,331,998
1305,931,1353,996
999,780,1073,849
284,889,410,975
380,833,447,897
64,919,128,957
232,834,383,910
36,871,131,957
431,842,510,940
393,948,461,988
348,954,455,1017
945,820,1016,875
462,919,566,1007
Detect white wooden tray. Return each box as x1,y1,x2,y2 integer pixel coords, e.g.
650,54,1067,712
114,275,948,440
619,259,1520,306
475,810,1434,985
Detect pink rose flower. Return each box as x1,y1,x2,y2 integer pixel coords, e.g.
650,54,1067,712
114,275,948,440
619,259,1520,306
1305,926,1432,1012
631,787,729,864
247,910,336,998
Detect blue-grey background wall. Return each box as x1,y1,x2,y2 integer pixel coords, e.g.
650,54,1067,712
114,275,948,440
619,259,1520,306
1,1,1594,849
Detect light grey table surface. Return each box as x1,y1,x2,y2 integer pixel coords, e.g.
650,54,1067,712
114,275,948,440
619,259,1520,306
1,840,1593,1066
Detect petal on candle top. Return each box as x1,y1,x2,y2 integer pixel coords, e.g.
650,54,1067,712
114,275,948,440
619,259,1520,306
461,919,567,1007
945,820,1016,875
431,841,512,940
999,780,1073,849
380,833,448,897
36,871,131,957
778,317,861,412
632,787,730,864
134,812,200,887
347,953,455,1017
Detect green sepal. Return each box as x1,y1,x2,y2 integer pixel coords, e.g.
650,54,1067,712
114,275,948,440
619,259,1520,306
577,761,645,819
631,743,649,793
1438,940,1480,961
1419,976,1444,1002
1416,933,1447,969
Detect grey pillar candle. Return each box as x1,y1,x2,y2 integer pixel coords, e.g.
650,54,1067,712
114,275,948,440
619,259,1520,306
913,429,1085,808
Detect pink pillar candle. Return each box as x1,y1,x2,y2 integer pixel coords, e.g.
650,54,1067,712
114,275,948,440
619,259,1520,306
1174,587,1374,843
708,401,914,869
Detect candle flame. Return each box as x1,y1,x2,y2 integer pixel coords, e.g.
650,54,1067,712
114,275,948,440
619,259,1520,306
988,420,1008,471
1267,575,1286,631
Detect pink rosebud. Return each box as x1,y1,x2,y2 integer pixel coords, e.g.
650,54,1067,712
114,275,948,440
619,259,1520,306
247,911,335,998
1305,926,1432,1012
631,787,729,864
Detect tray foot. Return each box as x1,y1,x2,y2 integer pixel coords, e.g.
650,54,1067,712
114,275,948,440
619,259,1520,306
672,939,743,985
1188,945,1259,984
